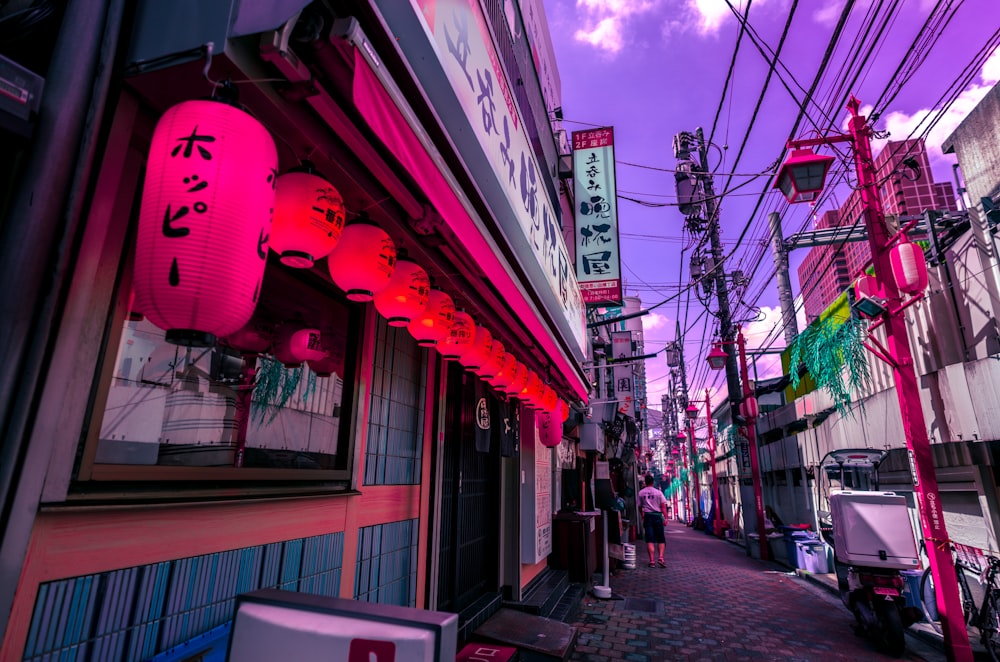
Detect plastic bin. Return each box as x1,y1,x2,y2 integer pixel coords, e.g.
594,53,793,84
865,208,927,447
796,541,831,573
782,530,816,569
900,569,930,618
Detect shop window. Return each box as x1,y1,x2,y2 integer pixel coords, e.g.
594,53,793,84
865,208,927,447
364,318,426,485
81,260,361,484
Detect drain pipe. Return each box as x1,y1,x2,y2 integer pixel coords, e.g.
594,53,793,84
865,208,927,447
0,0,126,645
593,511,612,599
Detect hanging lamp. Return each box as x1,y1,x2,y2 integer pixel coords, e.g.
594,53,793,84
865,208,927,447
476,339,505,379
270,161,345,268
439,311,476,360
133,88,277,347
273,322,325,368
459,325,492,372
890,241,929,295
490,354,518,390
327,217,396,301
503,363,528,397
373,252,429,326
407,288,455,346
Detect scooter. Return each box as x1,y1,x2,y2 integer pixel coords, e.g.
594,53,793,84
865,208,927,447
818,449,922,657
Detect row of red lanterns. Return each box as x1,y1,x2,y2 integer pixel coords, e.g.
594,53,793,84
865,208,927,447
131,98,572,437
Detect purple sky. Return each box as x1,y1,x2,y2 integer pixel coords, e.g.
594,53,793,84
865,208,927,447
542,0,1000,412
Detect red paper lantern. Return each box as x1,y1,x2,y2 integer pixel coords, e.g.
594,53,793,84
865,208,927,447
503,363,528,396
327,219,396,302
459,325,492,371
520,372,544,409
477,340,505,379
541,386,558,413
273,323,325,368
270,161,345,268
538,411,561,448
490,354,517,390
558,399,570,423
439,311,475,360
374,255,429,326
407,288,455,346
222,318,274,354
890,241,928,295
307,349,344,378
739,396,759,420
133,98,277,347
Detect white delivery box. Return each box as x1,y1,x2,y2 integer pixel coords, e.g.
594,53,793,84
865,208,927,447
830,490,919,570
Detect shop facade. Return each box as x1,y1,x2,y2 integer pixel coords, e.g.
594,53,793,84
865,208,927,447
0,0,587,658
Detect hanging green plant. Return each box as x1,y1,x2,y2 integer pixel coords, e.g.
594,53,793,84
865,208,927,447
251,357,317,426
788,314,870,415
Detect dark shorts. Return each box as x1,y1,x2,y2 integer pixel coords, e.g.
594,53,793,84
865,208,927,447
643,512,666,543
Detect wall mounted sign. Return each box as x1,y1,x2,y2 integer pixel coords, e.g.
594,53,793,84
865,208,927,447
572,127,622,306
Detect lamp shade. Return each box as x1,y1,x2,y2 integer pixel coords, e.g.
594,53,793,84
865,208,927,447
489,353,517,390
307,348,344,378
133,98,277,347
890,241,928,295
222,318,273,354
541,385,558,414
739,395,759,420
685,403,699,420
374,256,429,326
521,372,544,409
439,311,476,360
556,399,570,423
273,323,325,368
538,411,561,448
459,326,492,371
773,148,835,204
706,343,728,370
270,162,345,268
407,288,455,346
503,362,528,396
476,340,505,379
327,220,396,301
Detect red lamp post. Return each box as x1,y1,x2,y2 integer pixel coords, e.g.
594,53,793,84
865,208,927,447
676,431,690,523
707,328,768,561
777,96,972,661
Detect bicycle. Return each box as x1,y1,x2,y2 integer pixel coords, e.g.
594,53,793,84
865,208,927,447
919,542,1000,661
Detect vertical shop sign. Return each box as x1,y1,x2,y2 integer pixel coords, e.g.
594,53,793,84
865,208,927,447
611,331,634,417
572,127,622,306
520,415,552,563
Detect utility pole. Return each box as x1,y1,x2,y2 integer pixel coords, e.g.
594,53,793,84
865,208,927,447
681,128,758,544
694,128,742,411
768,212,799,345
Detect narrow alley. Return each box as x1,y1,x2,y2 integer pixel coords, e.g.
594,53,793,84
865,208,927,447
564,522,945,662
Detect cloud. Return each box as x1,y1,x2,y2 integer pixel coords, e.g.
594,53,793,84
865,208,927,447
572,0,660,55
641,311,669,332
863,44,1000,178
740,305,789,380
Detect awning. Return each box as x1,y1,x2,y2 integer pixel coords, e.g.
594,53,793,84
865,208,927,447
350,45,588,400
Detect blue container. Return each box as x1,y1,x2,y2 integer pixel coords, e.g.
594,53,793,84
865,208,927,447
783,531,815,568
900,569,930,619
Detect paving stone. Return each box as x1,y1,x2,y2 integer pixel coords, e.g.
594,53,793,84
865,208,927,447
563,521,943,661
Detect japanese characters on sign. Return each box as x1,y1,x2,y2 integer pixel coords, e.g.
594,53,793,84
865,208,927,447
611,331,634,417
572,127,622,306
413,0,585,352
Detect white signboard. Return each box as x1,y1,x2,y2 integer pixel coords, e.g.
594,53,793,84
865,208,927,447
611,331,634,417
573,127,622,305
521,416,552,563
413,0,585,351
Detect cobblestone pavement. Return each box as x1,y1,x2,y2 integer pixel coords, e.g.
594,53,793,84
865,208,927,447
565,521,944,662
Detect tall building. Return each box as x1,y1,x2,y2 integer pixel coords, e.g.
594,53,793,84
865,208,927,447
797,138,957,321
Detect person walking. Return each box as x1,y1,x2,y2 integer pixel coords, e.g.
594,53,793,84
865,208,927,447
638,474,668,567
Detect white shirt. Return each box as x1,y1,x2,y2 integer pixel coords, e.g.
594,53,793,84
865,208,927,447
638,485,667,515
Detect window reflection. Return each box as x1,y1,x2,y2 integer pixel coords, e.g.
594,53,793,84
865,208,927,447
95,265,356,473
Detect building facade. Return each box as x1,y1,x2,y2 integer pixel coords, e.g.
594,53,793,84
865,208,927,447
0,1,591,658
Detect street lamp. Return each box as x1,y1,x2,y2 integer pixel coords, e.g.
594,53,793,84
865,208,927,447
706,326,768,561
772,148,835,203
705,343,728,370
777,96,972,661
